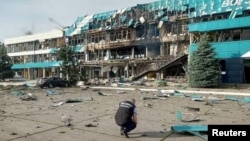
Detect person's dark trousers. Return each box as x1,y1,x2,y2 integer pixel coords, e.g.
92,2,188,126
123,121,136,133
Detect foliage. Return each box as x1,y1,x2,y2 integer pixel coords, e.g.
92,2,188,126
188,34,221,88
0,43,14,81
56,46,79,85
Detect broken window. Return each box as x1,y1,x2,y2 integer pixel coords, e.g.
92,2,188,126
233,29,241,41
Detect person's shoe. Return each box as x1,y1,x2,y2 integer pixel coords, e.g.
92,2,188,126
120,130,124,135
123,131,129,138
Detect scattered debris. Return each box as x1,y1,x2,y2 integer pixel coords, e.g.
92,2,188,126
1,85,13,90
171,125,208,140
0,109,6,114
172,90,185,97
46,89,64,96
76,81,85,86
144,103,153,108
61,114,73,126
52,101,64,107
136,89,149,95
141,96,158,100
97,90,112,96
19,93,37,101
190,94,205,101
11,91,25,96
204,95,222,106
155,90,170,97
224,95,241,101
176,111,201,122
80,85,89,90
85,123,98,127
10,132,18,135
24,82,37,87
185,106,200,112
65,98,83,103
59,131,66,134
92,118,99,122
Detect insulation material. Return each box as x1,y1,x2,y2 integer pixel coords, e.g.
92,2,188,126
139,16,145,24
158,21,163,29
112,66,118,73
103,66,111,72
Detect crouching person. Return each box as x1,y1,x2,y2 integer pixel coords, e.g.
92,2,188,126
115,98,138,138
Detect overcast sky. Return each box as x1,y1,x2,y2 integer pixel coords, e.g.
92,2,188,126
0,0,158,42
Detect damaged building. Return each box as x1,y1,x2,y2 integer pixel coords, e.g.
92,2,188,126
65,1,189,82
4,0,250,84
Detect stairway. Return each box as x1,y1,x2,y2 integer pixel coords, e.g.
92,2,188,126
132,54,188,81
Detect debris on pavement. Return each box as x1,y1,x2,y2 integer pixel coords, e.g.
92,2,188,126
185,106,200,112
65,98,83,103
190,94,205,101
20,93,37,101
204,95,223,106
97,90,113,96
52,101,64,107
141,96,158,100
172,90,185,97
46,89,64,96
61,114,73,126
1,85,14,90
11,90,25,96
144,103,153,108
171,125,208,140
80,85,89,90
85,123,98,127
155,90,170,97
176,111,202,122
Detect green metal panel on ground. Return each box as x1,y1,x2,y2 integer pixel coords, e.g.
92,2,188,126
171,125,208,132
189,40,250,58
189,17,250,32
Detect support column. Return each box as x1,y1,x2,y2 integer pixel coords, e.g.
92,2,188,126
107,70,110,79
88,68,92,79
156,71,163,80
85,51,89,61
161,71,163,79
131,47,135,59
160,44,164,56
100,66,104,78
59,67,62,78
132,64,135,77
28,68,30,79
145,46,149,58
43,68,46,78
156,72,160,80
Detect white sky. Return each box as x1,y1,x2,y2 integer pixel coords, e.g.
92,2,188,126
0,0,158,43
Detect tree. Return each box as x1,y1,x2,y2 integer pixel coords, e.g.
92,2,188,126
188,34,221,88
0,43,14,81
56,46,79,85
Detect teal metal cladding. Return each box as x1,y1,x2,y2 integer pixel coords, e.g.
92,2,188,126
189,17,250,32
11,61,62,69
189,40,250,58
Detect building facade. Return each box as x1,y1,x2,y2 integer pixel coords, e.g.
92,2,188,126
4,0,250,84
188,0,250,83
4,29,65,79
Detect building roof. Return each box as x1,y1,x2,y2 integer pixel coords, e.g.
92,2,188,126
4,29,63,45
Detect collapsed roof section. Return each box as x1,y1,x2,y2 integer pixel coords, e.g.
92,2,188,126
65,0,250,37
65,0,190,37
